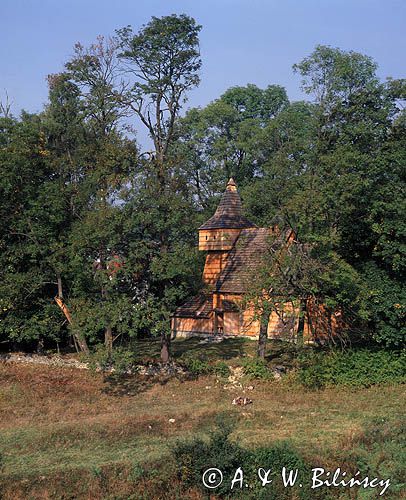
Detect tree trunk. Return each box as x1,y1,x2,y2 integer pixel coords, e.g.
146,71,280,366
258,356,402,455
76,335,90,354
155,163,171,363
105,325,113,357
99,251,114,358
160,332,171,363
55,273,90,354
296,298,307,348
37,338,44,355
257,310,270,358
327,309,333,343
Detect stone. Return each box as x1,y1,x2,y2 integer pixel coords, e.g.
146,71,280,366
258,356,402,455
232,396,253,406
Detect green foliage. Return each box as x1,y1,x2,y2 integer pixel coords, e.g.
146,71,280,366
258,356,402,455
342,418,406,499
242,44,404,347
245,442,314,500
180,355,230,378
0,113,70,346
116,14,201,165
176,83,288,206
172,415,248,497
242,357,272,380
182,356,212,376
297,349,406,389
85,344,136,374
173,416,318,499
361,262,405,348
117,14,202,101
213,361,231,378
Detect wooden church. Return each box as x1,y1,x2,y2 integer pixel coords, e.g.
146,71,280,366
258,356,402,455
171,179,308,339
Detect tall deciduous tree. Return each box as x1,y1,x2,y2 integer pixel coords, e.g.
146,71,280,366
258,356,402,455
49,36,138,355
243,46,404,350
0,112,71,350
116,14,202,362
117,14,202,172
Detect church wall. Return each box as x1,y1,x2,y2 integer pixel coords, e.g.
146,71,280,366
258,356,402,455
172,298,343,341
238,304,342,341
306,300,344,342
267,302,299,340
240,307,261,336
202,252,228,284
171,316,213,336
223,312,240,334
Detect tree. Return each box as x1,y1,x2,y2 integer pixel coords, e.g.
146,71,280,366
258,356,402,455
116,14,202,362
117,14,202,172
292,45,397,251
0,112,71,350
242,100,318,230
241,46,404,351
44,73,90,352
244,232,366,357
0,91,13,119
47,37,138,355
65,36,127,137
271,45,404,347
176,84,288,209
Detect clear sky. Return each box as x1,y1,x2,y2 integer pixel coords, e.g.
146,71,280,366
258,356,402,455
1,0,405,118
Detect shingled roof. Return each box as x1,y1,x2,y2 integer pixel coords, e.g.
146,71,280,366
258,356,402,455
199,178,257,230
214,227,291,293
173,294,212,318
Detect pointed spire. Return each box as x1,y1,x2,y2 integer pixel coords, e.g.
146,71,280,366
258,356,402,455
226,178,237,192
199,178,257,230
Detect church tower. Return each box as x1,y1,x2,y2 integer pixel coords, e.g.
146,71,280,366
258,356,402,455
198,178,256,284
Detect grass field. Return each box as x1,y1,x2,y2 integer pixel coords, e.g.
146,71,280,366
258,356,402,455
0,339,404,499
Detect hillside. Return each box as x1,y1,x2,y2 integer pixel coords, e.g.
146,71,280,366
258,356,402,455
0,353,404,499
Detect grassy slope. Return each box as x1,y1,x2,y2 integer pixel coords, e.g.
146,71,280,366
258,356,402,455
0,339,404,499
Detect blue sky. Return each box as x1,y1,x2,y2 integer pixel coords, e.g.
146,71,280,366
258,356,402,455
1,0,405,119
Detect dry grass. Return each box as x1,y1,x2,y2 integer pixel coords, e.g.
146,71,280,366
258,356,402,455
0,359,404,499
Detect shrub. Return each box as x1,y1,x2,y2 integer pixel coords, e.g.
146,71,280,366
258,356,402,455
181,356,231,378
242,357,272,380
213,361,231,378
172,415,248,497
297,348,406,389
85,344,136,374
246,442,317,500
172,417,319,499
296,351,328,390
182,357,212,376
335,417,405,498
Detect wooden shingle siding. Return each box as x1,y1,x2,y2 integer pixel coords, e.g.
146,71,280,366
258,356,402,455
172,317,213,334
202,251,236,284
198,229,241,251
223,312,240,334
